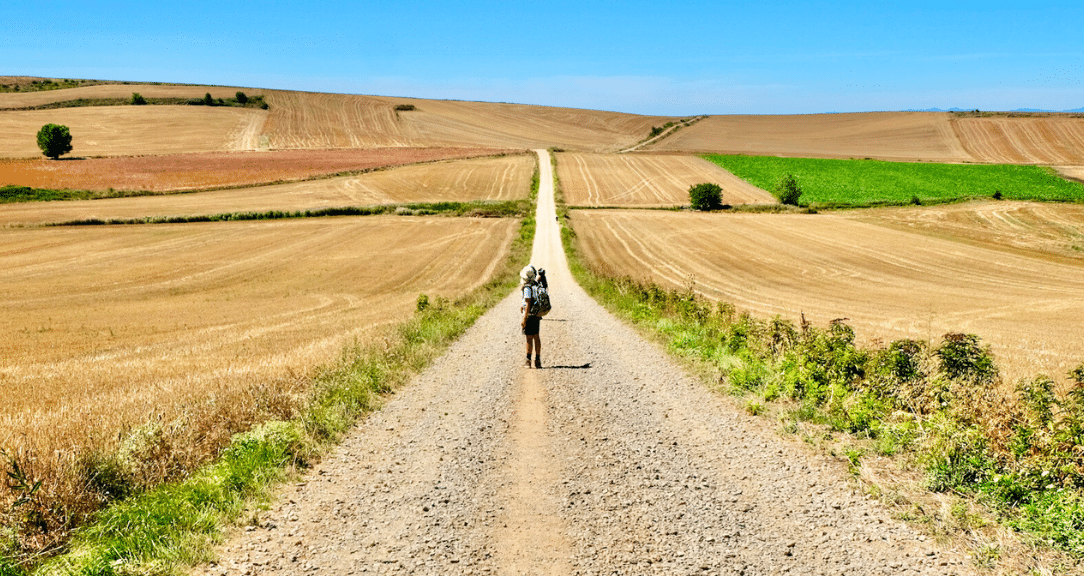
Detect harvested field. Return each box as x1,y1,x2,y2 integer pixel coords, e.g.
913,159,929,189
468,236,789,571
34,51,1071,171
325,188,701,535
1,83,671,156
952,116,1084,164
0,216,517,514
647,112,1084,165
0,106,265,157
844,200,1084,261
0,147,516,192
571,209,1084,383
0,83,247,110
1056,165,1084,182
0,154,535,226
646,112,971,162
261,91,671,151
556,152,775,207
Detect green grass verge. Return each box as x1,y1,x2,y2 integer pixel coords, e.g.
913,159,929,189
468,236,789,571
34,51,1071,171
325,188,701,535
554,156,1084,560
0,166,539,576
704,154,1084,207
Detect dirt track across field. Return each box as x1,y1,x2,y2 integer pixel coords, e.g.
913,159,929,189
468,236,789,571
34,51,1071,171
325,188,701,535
195,151,975,576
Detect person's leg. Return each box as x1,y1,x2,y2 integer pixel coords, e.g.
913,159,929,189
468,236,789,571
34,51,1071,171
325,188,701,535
524,335,533,367
532,334,542,368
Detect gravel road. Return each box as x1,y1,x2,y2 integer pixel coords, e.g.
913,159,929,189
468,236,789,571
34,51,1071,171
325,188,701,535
196,150,976,576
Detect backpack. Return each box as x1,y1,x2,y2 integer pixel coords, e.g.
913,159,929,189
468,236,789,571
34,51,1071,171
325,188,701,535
533,284,551,317
526,283,551,317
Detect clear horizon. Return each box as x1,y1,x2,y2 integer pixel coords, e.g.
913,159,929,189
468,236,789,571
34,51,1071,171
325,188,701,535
4,0,1081,116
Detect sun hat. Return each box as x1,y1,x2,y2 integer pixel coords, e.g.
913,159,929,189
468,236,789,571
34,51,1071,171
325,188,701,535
519,265,536,284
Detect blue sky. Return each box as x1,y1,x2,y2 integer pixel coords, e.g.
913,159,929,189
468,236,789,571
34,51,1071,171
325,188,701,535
4,1,1082,115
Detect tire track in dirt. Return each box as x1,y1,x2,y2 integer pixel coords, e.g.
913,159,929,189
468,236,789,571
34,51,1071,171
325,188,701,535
195,150,975,576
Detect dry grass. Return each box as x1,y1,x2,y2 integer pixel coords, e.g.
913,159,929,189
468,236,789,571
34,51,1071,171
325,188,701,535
0,216,518,545
0,154,535,226
556,152,775,207
571,209,1084,384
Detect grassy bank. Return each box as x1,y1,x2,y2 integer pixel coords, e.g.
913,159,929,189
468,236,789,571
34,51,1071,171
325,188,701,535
704,154,1084,207
0,168,539,576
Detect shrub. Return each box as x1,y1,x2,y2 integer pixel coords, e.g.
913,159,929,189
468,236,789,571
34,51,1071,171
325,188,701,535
36,123,73,159
778,173,802,205
936,333,997,385
395,104,416,111
129,92,146,105
235,91,248,105
688,182,723,211
203,92,214,106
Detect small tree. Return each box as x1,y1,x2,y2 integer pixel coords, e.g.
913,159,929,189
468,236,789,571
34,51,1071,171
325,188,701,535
130,92,146,105
235,91,248,105
778,173,802,205
203,92,214,106
36,123,73,159
688,182,723,211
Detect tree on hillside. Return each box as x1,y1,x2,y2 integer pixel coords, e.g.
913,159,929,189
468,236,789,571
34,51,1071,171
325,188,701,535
203,92,214,106
36,123,73,159
235,91,248,105
130,92,146,105
688,182,723,211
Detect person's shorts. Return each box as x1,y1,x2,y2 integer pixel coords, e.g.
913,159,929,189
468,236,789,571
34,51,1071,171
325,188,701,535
522,315,541,336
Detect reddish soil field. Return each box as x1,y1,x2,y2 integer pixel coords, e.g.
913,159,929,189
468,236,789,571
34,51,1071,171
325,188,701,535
0,147,518,192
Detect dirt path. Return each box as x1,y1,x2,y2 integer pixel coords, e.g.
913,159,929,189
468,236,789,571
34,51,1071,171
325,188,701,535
196,150,975,575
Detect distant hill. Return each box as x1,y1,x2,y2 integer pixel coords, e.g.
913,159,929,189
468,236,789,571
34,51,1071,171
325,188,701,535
906,106,1084,113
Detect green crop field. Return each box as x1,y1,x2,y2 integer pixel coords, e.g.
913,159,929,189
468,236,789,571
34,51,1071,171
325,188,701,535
704,154,1084,206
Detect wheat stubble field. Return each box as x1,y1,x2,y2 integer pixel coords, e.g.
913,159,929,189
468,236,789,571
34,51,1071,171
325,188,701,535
556,152,775,207
0,216,517,502
571,209,1084,383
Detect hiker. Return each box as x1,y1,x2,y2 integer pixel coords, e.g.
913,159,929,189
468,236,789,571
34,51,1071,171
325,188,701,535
520,265,543,368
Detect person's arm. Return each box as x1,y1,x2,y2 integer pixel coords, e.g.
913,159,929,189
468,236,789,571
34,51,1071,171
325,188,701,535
521,287,533,327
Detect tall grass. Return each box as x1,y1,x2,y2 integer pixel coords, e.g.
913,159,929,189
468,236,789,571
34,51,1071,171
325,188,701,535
0,168,539,576
704,154,1084,206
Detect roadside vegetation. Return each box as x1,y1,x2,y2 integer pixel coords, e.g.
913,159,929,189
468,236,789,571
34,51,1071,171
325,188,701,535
704,154,1084,207
0,168,539,575
553,158,1084,572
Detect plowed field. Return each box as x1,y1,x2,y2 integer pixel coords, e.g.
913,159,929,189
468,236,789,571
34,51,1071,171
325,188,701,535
844,200,1084,261
0,148,514,192
0,106,265,157
556,152,775,207
571,210,1084,382
0,216,517,488
647,112,1084,165
0,154,535,226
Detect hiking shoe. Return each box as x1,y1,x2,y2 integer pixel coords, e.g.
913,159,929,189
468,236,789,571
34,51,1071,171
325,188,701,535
524,356,532,368
534,358,542,369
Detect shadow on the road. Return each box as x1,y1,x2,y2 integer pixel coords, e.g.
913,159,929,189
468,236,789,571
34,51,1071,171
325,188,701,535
542,363,592,370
